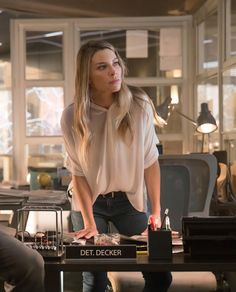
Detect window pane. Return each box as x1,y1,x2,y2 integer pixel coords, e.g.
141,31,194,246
0,17,13,182
26,87,64,136
223,67,236,131
0,156,12,182
27,144,65,168
27,143,65,190
80,29,182,78
0,89,12,154
0,52,12,155
197,11,218,72
230,0,236,57
25,31,63,80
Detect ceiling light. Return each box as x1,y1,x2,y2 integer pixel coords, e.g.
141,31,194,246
168,9,186,16
44,32,63,38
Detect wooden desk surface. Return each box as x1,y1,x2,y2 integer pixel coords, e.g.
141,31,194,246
45,253,236,272
44,252,236,292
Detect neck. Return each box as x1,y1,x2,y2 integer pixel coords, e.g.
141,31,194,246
91,93,114,109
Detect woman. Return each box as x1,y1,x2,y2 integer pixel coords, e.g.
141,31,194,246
61,40,172,292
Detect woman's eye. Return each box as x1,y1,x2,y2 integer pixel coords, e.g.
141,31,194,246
113,61,120,66
98,65,106,70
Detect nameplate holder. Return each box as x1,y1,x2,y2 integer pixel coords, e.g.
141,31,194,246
65,245,136,260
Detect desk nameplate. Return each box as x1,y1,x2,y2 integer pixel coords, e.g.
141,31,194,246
65,245,137,260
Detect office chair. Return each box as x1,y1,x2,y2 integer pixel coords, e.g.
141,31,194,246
109,153,218,292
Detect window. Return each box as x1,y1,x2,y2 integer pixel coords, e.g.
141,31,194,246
197,11,218,73
11,20,73,183
225,0,236,59
26,31,63,80
223,66,236,132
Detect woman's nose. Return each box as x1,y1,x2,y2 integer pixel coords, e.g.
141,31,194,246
109,65,116,75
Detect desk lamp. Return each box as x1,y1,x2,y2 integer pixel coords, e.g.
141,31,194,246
196,103,218,152
156,97,218,152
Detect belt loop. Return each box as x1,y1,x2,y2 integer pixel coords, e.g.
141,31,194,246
111,192,114,198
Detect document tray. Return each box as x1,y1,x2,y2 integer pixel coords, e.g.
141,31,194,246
182,216,236,258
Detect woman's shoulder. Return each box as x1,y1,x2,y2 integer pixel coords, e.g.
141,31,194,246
61,103,74,125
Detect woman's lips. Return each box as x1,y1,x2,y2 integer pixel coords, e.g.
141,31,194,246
109,79,120,84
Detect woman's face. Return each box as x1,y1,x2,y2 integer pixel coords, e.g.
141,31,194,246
89,48,122,97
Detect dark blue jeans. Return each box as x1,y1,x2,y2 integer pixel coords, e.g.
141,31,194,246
71,192,172,292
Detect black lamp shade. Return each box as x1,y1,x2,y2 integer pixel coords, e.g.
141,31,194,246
156,96,172,120
196,103,217,134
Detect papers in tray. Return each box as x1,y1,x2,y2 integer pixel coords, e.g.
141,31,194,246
120,232,183,246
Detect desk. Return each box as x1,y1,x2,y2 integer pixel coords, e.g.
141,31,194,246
45,253,236,292
0,189,70,228
0,195,27,227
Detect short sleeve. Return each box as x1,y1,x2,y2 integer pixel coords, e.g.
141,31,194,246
60,104,84,176
143,101,159,169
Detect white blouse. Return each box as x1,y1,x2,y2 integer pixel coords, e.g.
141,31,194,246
60,97,159,212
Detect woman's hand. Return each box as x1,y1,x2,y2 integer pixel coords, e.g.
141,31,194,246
148,214,161,230
75,225,99,239
141,214,161,235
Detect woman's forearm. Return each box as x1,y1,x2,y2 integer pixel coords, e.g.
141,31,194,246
72,175,96,227
144,160,161,217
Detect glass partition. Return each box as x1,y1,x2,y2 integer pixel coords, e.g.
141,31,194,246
0,89,12,154
223,66,236,131
25,87,64,136
230,0,236,57
225,0,236,59
27,143,65,168
80,29,182,78
25,31,63,80
0,22,12,182
197,11,218,73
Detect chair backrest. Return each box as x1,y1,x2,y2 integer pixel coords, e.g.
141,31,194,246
158,153,217,233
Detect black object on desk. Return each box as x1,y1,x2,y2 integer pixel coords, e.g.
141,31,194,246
148,228,172,260
182,216,236,258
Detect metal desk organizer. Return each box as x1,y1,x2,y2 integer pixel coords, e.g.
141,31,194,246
16,205,64,259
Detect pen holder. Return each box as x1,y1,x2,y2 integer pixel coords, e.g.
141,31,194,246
148,228,172,260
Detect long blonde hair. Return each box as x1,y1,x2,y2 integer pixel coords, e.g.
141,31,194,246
74,40,132,164
74,40,163,166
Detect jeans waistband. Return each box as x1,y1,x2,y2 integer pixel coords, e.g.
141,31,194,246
99,191,125,198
